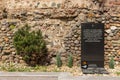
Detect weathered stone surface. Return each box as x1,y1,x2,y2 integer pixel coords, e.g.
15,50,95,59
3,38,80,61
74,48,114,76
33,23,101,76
0,72,59,80
106,29,112,34
110,26,117,31
0,0,120,66
2,56,8,61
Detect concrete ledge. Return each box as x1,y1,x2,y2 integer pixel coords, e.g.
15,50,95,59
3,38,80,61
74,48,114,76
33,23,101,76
0,72,120,80
0,72,70,80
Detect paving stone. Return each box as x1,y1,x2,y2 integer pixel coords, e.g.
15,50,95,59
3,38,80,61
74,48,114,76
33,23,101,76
0,72,59,80
80,76,120,80
0,72,120,80
0,76,58,80
60,76,120,80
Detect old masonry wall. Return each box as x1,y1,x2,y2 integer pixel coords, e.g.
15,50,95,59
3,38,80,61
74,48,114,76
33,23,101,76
0,0,120,66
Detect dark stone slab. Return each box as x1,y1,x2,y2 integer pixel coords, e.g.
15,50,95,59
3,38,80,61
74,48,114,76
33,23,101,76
81,23,104,69
82,68,109,74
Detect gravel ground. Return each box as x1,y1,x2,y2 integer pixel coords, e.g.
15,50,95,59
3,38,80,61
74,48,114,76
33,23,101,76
47,65,120,76
0,62,120,77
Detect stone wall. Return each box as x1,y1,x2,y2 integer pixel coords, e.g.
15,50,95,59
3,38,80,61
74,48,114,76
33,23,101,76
0,0,120,66
1,0,118,9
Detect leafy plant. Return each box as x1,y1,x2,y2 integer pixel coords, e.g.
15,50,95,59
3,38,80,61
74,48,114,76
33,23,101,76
116,72,120,76
109,56,115,69
33,65,47,72
51,2,56,7
67,54,73,68
57,3,61,8
13,24,47,66
10,25,16,30
56,53,62,67
53,68,60,72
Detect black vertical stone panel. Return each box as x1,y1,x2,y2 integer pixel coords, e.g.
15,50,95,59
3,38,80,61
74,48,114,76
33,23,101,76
81,23,104,68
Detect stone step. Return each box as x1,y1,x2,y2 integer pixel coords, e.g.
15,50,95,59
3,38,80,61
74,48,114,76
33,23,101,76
0,72,59,80
60,76,120,80
0,72,120,80
0,76,58,80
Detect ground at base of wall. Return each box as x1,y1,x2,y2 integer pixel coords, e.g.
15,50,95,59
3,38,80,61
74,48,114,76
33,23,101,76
0,62,120,77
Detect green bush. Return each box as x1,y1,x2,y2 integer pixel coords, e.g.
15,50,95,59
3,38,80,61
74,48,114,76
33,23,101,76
13,24,47,66
67,54,73,68
109,56,115,69
56,53,62,67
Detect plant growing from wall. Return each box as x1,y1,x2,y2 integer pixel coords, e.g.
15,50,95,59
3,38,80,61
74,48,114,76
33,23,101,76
51,2,56,7
109,56,115,69
56,53,62,67
57,3,61,8
13,24,47,66
10,25,16,30
67,54,73,68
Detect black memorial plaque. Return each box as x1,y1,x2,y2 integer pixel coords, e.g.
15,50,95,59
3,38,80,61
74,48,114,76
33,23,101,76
81,23,104,69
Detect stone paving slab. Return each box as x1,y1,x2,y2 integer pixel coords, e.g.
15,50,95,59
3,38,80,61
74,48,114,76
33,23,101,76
0,76,58,80
0,72,59,76
82,68,109,74
60,76,120,80
0,72,120,80
0,72,59,80
58,73,120,80
84,76,120,80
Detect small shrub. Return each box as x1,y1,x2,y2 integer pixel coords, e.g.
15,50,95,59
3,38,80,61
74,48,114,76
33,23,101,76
51,2,56,7
53,68,60,72
34,65,47,72
10,25,16,30
67,54,73,68
56,53,62,67
57,3,61,8
116,72,120,76
13,24,47,66
109,56,115,69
